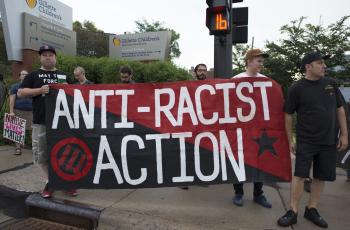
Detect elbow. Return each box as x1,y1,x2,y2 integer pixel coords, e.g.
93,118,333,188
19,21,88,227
17,89,24,98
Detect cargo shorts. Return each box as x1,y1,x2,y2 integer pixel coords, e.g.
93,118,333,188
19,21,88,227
32,124,48,164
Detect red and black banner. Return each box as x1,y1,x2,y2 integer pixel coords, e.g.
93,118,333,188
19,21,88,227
46,78,291,190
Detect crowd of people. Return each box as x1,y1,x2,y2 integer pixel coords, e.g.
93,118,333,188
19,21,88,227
0,44,349,229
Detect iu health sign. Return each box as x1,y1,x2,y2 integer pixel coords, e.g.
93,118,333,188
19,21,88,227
46,78,291,190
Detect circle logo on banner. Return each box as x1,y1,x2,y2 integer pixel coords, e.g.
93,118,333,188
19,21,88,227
26,0,37,9
51,137,93,181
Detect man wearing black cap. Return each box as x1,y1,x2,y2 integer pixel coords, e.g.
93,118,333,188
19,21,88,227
18,45,77,198
278,52,348,228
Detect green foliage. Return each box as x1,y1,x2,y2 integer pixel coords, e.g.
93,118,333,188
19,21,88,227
0,22,10,74
73,20,108,57
263,16,350,91
232,44,250,75
56,54,192,84
135,19,181,61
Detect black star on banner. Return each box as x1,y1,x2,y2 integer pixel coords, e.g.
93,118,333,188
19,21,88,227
253,130,278,157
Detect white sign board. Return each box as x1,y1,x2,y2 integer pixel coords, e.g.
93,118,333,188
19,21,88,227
3,113,26,145
23,13,76,56
0,0,73,61
109,31,171,61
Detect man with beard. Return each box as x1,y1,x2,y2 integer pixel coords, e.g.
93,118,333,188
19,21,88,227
18,45,77,198
193,63,207,80
119,66,135,84
179,63,208,191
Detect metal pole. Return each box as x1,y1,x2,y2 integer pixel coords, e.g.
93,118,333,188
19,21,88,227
214,32,233,78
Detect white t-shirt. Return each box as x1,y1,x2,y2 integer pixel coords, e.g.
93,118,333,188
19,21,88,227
232,72,268,78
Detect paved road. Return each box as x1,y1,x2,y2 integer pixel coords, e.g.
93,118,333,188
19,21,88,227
0,145,349,229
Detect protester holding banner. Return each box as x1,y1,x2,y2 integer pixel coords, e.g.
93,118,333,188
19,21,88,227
120,66,135,84
9,70,32,155
193,63,207,80
231,49,272,209
278,52,348,228
178,63,209,191
74,66,93,85
18,45,77,198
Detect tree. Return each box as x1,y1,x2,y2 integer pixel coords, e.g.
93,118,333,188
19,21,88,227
134,19,181,61
263,16,350,91
232,44,250,75
73,20,108,57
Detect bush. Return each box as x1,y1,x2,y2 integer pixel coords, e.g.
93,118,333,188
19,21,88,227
56,54,192,84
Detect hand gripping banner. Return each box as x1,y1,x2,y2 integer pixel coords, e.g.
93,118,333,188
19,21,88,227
46,78,291,189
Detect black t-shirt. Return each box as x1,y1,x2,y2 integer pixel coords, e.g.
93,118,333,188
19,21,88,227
284,77,344,145
21,69,69,124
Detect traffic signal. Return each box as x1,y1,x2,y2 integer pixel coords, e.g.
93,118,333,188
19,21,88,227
206,0,231,35
231,7,248,44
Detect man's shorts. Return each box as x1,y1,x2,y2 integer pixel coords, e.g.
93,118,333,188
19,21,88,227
32,124,47,164
14,109,32,130
294,142,337,181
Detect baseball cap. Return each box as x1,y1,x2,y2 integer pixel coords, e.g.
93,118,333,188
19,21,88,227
300,51,330,72
245,49,269,60
38,45,56,55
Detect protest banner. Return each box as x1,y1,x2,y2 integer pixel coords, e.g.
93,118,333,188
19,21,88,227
3,113,26,145
46,78,291,189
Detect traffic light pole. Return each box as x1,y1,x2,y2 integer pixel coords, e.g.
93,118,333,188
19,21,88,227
214,32,233,78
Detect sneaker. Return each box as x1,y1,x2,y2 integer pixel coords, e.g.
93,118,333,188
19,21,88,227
41,184,53,198
41,189,53,198
65,189,78,197
253,194,272,208
277,210,297,227
304,178,312,193
232,194,243,206
304,207,328,228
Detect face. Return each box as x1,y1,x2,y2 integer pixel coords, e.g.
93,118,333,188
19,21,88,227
40,51,56,70
195,65,207,80
247,56,265,73
120,72,132,83
74,70,85,82
306,59,327,78
19,71,28,81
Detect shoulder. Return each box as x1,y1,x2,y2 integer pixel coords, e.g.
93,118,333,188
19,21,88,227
232,72,247,78
288,79,304,92
323,77,338,87
257,73,268,78
11,82,20,89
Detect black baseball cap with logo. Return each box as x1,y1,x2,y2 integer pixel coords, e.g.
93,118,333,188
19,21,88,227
300,51,331,72
38,45,56,55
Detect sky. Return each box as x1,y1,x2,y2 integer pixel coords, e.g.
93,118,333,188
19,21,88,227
59,0,350,70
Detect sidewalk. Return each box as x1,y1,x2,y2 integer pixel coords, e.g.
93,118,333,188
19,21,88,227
0,145,349,229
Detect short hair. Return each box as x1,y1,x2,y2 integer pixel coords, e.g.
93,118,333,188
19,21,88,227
120,66,133,75
194,63,207,72
74,66,86,75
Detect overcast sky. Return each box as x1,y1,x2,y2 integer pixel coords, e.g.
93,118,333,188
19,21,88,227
59,0,349,70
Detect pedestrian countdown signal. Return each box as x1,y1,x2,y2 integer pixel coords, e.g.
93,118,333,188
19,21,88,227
206,0,231,35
